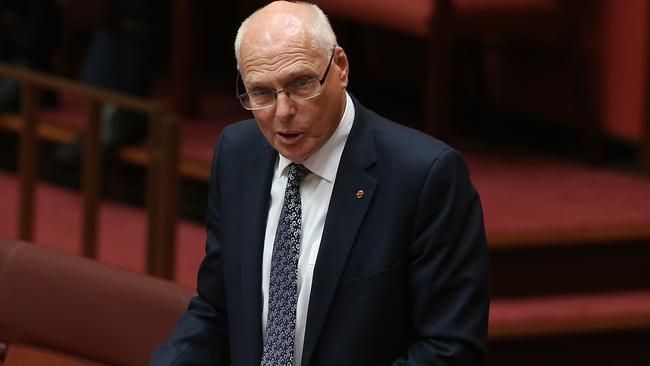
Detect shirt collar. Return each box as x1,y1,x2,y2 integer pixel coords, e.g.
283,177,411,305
278,92,355,182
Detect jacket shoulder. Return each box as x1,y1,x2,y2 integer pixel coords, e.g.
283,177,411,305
367,109,454,165
218,118,267,152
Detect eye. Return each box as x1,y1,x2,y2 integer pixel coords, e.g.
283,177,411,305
291,77,313,88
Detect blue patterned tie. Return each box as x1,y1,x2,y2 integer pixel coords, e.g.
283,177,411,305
262,163,309,366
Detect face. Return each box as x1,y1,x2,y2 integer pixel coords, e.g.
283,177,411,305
238,11,349,163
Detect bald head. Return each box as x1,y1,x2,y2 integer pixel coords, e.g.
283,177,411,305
234,1,337,68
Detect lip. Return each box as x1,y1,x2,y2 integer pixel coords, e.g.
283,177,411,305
276,131,305,144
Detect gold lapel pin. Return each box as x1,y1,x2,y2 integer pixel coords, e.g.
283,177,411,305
356,190,364,199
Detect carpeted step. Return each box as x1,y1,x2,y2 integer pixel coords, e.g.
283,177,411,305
490,290,650,339
467,152,650,243
489,290,650,366
466,152,650,296
489,238,650,297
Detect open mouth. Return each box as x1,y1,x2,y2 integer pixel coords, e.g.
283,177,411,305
277,132,303,143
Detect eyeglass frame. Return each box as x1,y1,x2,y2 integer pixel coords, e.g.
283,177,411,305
235,46,337,110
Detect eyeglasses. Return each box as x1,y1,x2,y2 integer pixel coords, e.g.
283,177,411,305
236,47,336,110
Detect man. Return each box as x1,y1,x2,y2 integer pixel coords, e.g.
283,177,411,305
151,1,489,365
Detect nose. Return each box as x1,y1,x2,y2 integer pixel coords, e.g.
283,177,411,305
274,92,295,122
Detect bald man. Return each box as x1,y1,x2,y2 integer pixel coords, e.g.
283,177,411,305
151,2,489,365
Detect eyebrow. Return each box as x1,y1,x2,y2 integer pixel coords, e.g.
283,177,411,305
244,65,317,87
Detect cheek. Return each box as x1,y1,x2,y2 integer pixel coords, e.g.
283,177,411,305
304,105,330,136
311,102,338,137
253,110,273,127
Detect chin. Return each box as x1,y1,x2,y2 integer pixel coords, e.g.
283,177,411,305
276,148,305,163
286,154,308,163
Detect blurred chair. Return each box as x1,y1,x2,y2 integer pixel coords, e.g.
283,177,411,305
315,0,602,160
0,237,194,366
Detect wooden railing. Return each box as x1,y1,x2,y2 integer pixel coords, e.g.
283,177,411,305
0,62,179,279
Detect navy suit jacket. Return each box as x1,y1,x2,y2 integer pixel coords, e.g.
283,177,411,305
151,96,489,365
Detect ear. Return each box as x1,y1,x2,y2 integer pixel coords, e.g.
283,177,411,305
334,46,349,89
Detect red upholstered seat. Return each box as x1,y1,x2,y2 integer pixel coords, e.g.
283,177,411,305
3,344,102,366
0,238,194,366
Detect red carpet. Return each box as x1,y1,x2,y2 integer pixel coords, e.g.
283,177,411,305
466,152,650,236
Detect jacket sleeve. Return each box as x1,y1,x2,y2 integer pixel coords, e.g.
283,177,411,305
392,148,490,366
150,134,230,366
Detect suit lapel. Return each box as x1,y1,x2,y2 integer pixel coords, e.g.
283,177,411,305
239,143,276,366
302,99,377,366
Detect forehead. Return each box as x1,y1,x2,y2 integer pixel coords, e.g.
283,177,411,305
241,46,322,85
239,10,323,84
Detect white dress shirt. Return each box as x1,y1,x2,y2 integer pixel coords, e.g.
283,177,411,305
261,92,355,365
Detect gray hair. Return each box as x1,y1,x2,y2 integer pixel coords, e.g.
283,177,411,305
234,1,337,68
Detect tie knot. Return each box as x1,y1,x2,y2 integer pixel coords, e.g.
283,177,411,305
287,163,309,187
